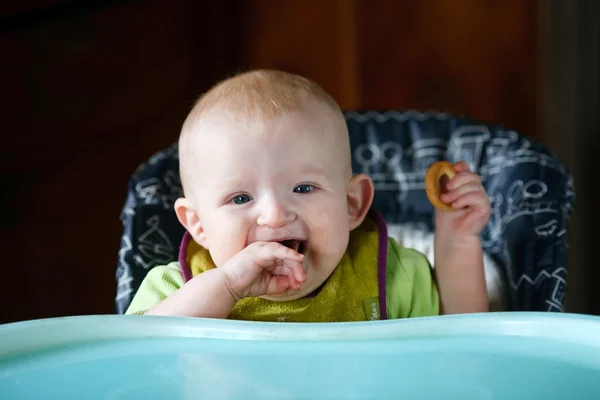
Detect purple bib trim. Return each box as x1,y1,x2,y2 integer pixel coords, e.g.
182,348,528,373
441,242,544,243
178,231,193,283
368,209,389,320
177,208,389,320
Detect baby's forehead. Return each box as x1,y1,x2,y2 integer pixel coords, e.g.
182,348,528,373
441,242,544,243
191,113,345,158
190,105,345,144
181,101,351,174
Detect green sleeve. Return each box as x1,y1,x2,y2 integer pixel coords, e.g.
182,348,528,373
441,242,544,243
385,238,440,319
124,262,184,315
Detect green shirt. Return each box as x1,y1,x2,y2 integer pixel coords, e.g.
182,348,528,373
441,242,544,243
126,238,439,320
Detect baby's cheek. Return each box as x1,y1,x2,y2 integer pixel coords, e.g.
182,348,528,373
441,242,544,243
210,228,248,266
211,244,243,267
312,221,347,256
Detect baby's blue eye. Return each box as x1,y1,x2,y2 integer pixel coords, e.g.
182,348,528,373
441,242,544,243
232,194,252,205
293,184,314,194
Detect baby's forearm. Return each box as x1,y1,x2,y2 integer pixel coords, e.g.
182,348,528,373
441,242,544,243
434,237,488,314
145,268,236,318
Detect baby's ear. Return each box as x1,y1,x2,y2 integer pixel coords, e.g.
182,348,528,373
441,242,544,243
174,198,208,247
347,173,374,230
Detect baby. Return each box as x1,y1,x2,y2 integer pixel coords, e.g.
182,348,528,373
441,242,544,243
125,69,491,321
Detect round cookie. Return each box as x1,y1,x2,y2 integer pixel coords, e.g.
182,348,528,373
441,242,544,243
425,161,456,211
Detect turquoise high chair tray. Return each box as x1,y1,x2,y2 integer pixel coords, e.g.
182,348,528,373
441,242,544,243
1,312,599,399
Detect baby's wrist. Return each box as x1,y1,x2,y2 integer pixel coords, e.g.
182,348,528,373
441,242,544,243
195,267,241,305
217,268,243,303
436,234,482,250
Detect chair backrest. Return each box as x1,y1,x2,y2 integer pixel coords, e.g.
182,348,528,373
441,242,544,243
116,110,574,314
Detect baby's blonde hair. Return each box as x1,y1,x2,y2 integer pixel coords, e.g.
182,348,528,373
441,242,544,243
184,69,342,122
178,69,348,194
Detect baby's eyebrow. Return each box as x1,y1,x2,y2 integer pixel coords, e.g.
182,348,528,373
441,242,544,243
293,167,333,186
214,176,247,192
220,175,246,184
296,166,327,177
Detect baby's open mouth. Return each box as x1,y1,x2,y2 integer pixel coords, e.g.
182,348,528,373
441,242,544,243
279,239,307,255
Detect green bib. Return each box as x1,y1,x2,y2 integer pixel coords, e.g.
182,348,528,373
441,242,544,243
178,213,389,322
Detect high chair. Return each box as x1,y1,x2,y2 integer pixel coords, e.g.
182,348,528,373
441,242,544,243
115,110,574,315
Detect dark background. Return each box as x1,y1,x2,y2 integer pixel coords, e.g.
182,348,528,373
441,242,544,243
1,0,598,323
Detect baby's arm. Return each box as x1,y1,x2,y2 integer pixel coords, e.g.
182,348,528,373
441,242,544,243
434,238,488,314
432,161,491,314
143,241,306,318
145,267,236,318
124,264,236,318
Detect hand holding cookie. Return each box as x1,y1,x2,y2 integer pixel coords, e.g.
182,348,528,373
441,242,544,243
425,160,491,238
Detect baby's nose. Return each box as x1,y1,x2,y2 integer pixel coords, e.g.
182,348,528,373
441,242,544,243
257,201,296,228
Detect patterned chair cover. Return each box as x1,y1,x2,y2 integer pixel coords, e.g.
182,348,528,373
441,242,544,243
115,110,575,314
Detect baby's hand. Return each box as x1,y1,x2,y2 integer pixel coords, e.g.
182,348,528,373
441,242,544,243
435,161,491,241
219,242,307,301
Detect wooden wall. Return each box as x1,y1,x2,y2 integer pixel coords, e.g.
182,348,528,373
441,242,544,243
0,0,235,323
235,0,538,135
0,0,539,323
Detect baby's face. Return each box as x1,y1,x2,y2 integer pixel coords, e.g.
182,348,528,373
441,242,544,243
186,106,352,300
